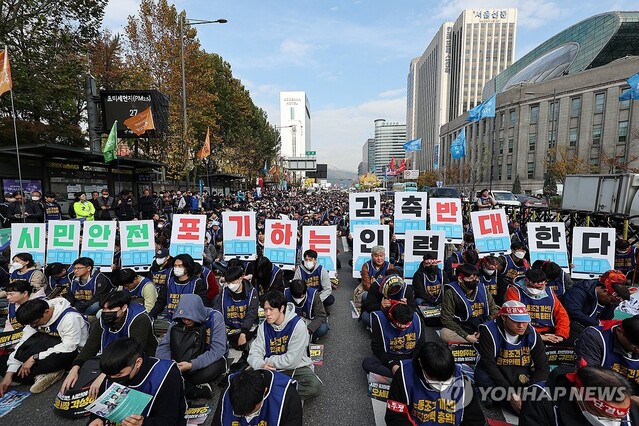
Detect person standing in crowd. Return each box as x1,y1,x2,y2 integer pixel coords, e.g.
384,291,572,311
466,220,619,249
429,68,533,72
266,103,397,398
385,341,485,426
293,249,334,310
116,189,136,221
9,191,42,223
73,192,95,221
476,188,496,211
95,189,115,221
67,257,114,315
213,369,302,426
42,192,62,222
248,290,322,400
88,338,186,426
0,297,89,396
10,253,46,297
440,264,498,344
138,188,156,220
157,294,226,399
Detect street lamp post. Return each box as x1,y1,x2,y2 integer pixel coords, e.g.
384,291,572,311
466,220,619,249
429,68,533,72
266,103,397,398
180,16,227,188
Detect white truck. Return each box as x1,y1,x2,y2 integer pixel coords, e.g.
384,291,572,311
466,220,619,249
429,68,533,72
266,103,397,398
561,174,639,221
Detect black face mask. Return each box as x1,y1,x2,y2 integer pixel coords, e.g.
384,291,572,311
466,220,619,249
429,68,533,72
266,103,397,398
101,310,120,325
463,280,478,291
425,266,439,275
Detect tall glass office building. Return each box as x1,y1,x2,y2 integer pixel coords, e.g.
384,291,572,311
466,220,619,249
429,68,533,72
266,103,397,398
373,119,406,175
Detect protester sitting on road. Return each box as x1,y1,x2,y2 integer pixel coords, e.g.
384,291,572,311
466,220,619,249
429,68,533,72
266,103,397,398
10,252,46,297
150,253,208,320
213,368,302,426
293,249,334,310
253,256,284,295
44,262,71,297
615,239,637,282
478,255,500,298
284,279,328,343
358,245,394,305
533,260,574,302
116,268,158,313
505,268,571,346
575,314,639,395
411,252,447,307
147,247,172,292
60,291,156,398
67,257,114,315
0,297,89,396
157,294,226,400
564,270,630,335
519,366,639,425
362,302,423,379
496,241,530,305
3,280,42,333
440,264,499,344
385,341,485,426
362,272,417,328
88,338,186,426
476,301,549,414
443,248,479,283
247,290,322,400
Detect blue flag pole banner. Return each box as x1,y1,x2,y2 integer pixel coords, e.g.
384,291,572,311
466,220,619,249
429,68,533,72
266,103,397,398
264,218,298,270
470,210,511,257
526,222,569,272
302,226,337,277
222,211,257,260
81,221,117,272
450,128,466,159
10,223,46,266
120,220,156,271
619,72,639,101
393,192,427,235
403,138,422,152
433,143,440,170
349,192,381,233
352,225,390,279
571,227,615,279
429,198,464,244
466,94,496,122
403,230,445,284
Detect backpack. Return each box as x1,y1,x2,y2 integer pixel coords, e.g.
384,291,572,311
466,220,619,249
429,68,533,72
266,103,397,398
169,321,207,362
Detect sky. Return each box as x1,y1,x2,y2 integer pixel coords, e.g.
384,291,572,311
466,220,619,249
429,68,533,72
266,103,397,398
103,0,637,172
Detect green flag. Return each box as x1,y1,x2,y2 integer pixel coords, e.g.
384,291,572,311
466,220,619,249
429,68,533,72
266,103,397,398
103,120,117,163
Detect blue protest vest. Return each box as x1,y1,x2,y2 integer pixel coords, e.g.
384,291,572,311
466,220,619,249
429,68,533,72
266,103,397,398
8,303,22,330
546,273,566,297
222,286,254,330
366,260,390,287
592,324,639,386
284,287,316,320
512,286,556,329
37,307,81,337
100,303,148,354
220,370,296,426
166,275,198,320
371,311,422,357
397,360,466,425
481,319,537,369
70,273,99,302
149,268,170,292
445,281,490,323
44,202,62,221
421,270,443,304
10,268,38,284
300,265,323,289
270,264,281,287
503,255,529,282
615,247,637,274
124,277,154,299
263,315,303,357
480,273,498,297
48,274,71,292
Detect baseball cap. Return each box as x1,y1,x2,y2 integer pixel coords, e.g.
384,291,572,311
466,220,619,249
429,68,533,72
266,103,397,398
155,248,169,258
500,300,531,322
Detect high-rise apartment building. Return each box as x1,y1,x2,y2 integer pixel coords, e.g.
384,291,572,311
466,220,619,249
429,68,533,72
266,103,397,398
372,119,406,175
279,91,311,158
407,8,517,170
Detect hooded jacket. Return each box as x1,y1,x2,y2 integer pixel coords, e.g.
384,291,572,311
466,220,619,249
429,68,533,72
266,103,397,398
248,303,312,371
293,263,332,302
156,294,226,371
564,279,616,328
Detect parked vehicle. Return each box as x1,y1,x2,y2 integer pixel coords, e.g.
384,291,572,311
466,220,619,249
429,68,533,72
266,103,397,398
491,190,521,207
515,194,548,208
427,187,461,199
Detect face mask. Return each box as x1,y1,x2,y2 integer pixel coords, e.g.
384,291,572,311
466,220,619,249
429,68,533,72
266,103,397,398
526,286,545,296
12,262,24,271
157,223,164,228
514,251,526,259
155,257,166,265
463,280,478,291
424,375,454,392
173,267,185,277
101,310,120,325
6,198,14,203
483,267,496,276
581,410,622,426
425,266,439,274
31,197,40,201
227,283,241,293
102,195,109,198
304,261,315,270
617,249,629,254
293,296,305,304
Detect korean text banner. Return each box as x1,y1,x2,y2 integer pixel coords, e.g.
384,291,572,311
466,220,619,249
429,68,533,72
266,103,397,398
302,226,337,277
352,224,390,279
470,209,510,257
571,227,615,279
46,220,81,265
81,221,117,271
349,192,380,233
526,222,569,271
222,211,257,260
403,230,445,284
264,218,298,270
429,198,463,243
169,215,207,262
11,223,45,266
393,192,427,235
120,220,155,270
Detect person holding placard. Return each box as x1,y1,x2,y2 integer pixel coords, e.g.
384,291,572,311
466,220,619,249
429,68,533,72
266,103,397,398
147,248,172,293
478,255,500,298
496,241,530,305
440,264,499,344
293,249,334,310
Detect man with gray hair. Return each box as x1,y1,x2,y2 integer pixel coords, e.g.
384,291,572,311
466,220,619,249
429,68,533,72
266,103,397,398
357,245,393,327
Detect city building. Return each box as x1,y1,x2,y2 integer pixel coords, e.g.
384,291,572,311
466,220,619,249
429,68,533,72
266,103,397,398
279,91,311,159
439,11,639,194
407,8,517,171
359,138,375,175
372,119,406,175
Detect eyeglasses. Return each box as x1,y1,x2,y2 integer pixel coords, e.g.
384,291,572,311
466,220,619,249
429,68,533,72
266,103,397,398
73,265,90,270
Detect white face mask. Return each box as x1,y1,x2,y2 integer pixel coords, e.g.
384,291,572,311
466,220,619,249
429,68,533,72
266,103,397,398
31,197,40,201
423,374,454,392
227,282,241,293
526,286,545,296
173,267,185,277
12,262,24,271
293,296,305,304
514,251,526,259
483,267,495,276
304,260,315,270
582,409,622,426
155,257,166,265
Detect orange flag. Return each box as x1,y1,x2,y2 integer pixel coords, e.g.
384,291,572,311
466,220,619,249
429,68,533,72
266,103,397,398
0,47,13,96
123,106,155,136
197,128,211,160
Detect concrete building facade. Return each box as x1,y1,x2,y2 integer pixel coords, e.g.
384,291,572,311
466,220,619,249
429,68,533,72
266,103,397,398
279,91,311,159
372,119,406,176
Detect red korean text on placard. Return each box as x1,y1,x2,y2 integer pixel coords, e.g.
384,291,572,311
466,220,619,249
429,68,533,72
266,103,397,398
309,230,331,253
177,218,201,240
436,201,458,223
270,222,293,245
478,213,503,235
229,215,251,237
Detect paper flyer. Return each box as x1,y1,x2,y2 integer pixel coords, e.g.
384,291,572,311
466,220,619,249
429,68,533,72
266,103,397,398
0,390,30,418
185,402,212,425
85,383,152,423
